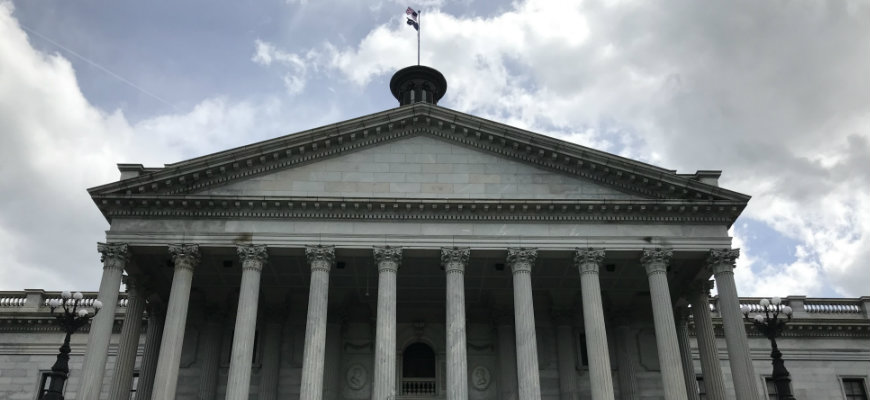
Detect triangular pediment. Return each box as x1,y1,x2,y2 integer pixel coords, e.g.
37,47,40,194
193,135,646,200
89,103,749,225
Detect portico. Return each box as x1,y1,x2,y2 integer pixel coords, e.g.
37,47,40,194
80,66,759,399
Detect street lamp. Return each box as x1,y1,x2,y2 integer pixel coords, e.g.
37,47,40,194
742,297,795,400
40,291,103,400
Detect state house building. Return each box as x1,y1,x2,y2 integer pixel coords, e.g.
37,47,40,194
14,66,868,399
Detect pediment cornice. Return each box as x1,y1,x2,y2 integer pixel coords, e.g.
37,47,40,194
89,104,749,220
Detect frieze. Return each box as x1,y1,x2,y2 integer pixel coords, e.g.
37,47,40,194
94,195,744,225
690,320,870,338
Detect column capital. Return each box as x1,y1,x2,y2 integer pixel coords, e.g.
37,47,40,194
98,242,129,270
506,247,537,273
691,279,716,298
169,243,200,271
707,248,740,275
305,245,335,272
574,248,605,274
441,247,470,273
373,246,402,272
641,248,672,275
237,244,268,272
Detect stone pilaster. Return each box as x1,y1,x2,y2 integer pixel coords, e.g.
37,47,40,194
108,274,146,400
300,245,335,400
198,309,224,400
79,242,129,400
507,247,541,400
442,247,470,400
372,246,402,400
136,301,164,400
151,243,200,400
552,311,579,400
709,249,762,400
226,244,268,400
614,321,639,400
575,248,616,400
675,304,700,400
496,312,519,400
259,312,284,400
641,248,688,400
690,280,727,400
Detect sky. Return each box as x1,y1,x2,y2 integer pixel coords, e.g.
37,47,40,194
0,0,867,298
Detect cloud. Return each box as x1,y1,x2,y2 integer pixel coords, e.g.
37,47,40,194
0,2,286,291
258,0,870,296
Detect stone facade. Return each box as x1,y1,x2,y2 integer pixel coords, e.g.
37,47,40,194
1,291,868,399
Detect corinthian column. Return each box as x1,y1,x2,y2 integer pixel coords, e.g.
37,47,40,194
300,245,335,400
641,248,688,400
79,242,129,399
690,280,727,400
614,321,639,400
372,246,402,400
151,243,200,400
259,312,283,400
198,309,225,400
575,248,616,400
136,301,164,400
226,244,268,400
442,247,470,400
675,304,700,400
709,249,762,400
507,247,541,400
109,275,146,400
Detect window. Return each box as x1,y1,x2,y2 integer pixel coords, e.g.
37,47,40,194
844,378,869,400
130,371,140,400
401,342,437,396
697,376,707,399
36,371,64,399
575,333,588,367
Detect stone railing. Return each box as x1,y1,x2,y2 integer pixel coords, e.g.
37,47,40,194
803,300,862,314
0,290,129,312
708,296,870,320
400,377,437,396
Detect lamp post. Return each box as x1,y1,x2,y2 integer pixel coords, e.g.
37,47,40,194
742,297,795,400
40,291,103,400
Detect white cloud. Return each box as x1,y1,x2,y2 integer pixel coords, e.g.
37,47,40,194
0,2,287,290
259,0,870,296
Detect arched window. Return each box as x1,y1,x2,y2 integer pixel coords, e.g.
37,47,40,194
402,342,436,378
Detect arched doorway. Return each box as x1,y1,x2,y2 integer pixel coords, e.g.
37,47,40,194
401,342,437,396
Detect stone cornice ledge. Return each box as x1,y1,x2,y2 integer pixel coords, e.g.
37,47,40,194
93,195,745,225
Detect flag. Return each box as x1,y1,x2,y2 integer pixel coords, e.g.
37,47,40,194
406,18,419,31
405,7,418,21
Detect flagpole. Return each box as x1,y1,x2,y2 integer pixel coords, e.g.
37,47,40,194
417,10,421,65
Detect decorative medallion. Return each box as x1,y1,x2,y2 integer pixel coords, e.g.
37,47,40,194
346,364,368,390
471,366,491,391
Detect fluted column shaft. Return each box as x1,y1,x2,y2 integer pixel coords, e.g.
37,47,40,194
615,323,639,400
709,249,762,400
225,244,268,400
259,315,283,400
690,281,727,400
641,248,688,400
497,315,519,400
109,275,146,400
372,246,402,400
553,316,579,400
443,247,470,400
676,306,701,400
507,248,541,400
300,245,335,400
79,243,128,399
136,304,164,400
575,248,616,400
152,243,200,400
199,312,225,400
